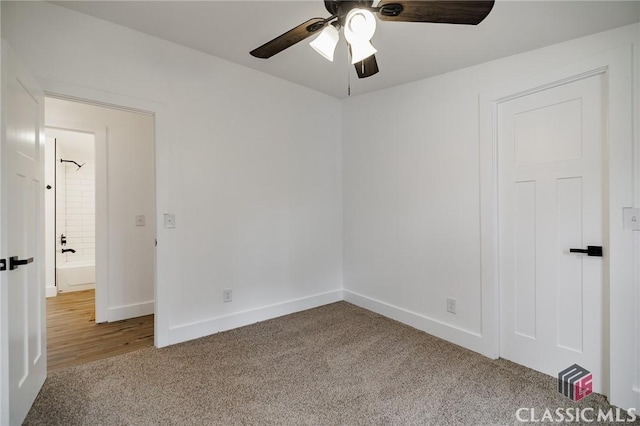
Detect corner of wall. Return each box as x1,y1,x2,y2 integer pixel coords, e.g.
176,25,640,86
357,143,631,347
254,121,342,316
343,290,485,355
168,290,343,345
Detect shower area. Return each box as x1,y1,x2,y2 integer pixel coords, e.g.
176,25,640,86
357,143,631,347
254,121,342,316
51,129,96,293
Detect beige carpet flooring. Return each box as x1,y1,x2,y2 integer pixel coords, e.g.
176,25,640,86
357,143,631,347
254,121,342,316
25,302,634,425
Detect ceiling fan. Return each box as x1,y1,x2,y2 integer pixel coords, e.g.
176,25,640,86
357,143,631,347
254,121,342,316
250,0,495,79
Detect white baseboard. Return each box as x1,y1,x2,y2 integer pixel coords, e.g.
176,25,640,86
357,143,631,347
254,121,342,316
165,289,483,355
107,300,154,322
343,289,484,354
168,289,343,345
45,286,57,298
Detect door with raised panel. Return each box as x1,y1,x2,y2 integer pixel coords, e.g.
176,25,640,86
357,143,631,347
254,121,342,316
1,41,47,425
498,73,605,392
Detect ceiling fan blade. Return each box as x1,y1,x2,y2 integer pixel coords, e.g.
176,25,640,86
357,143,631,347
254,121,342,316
354,55,379,78
377,1,494,25
250,18,327,59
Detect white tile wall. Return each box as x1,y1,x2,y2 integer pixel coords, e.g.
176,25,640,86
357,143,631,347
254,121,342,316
61,160,95,262
55,150,67,265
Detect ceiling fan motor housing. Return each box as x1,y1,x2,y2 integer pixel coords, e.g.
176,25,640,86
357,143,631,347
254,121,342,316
325,0,374,25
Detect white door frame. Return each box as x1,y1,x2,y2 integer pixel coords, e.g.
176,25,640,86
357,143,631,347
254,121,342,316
479,45,636,409
40,78,171,348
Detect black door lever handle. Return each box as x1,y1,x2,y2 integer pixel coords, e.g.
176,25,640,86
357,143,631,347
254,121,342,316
569,246,603,257
9,256,34,270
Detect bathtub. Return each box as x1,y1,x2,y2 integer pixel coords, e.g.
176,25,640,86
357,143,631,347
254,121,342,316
56,259,96,293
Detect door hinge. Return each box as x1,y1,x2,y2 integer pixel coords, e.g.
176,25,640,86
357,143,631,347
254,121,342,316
0,259,5,271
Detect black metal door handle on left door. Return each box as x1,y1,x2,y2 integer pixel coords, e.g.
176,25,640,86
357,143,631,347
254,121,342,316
9,256,34,270
569,246,603,257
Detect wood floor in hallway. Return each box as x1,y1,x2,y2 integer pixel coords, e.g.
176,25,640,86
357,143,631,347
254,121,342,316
47,289,154,371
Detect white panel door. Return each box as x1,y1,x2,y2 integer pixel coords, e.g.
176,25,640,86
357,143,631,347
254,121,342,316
1,41,47,425
498,74,605,392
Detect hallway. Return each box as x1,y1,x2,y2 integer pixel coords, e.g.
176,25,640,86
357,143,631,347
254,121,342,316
47,290,154,371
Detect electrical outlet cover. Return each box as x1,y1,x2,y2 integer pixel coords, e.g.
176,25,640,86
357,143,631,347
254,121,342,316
447,297,457,314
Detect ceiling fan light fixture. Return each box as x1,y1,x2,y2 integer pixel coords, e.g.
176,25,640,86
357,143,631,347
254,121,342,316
344,8,377,64
310,23,340,61
349,41,377,64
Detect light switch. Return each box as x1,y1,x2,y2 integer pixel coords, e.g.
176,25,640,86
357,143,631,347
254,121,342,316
135,215,145,226
623,208,640,230
164,213,176,229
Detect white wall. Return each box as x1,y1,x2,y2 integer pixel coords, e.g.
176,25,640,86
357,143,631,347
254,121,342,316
342,24,639,409
1,1,343,346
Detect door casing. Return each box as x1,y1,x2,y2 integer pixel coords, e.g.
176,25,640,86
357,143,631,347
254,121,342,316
40,86,169,348
479,46,636,408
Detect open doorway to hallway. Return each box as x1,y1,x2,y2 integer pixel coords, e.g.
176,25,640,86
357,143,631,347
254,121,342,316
44,96,156,370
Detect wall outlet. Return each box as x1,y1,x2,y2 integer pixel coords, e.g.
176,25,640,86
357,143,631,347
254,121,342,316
447,297,457,314
223,289,232,303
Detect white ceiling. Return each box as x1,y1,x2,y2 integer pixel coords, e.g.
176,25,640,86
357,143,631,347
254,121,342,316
52,1,640,99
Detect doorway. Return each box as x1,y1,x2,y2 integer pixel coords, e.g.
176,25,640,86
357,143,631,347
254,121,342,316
496,72,607,392
47,129,96,294
478,46,635,410
43,96,156,370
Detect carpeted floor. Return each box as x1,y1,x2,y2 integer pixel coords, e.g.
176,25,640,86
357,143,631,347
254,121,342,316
25,302,635,425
